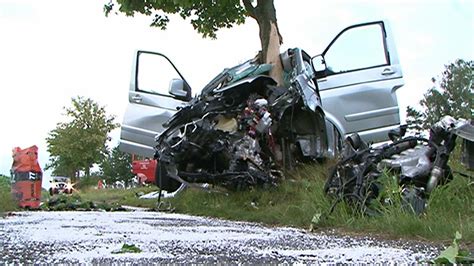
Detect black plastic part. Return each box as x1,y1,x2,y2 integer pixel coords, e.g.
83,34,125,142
155,161,182,192
346,133,363,150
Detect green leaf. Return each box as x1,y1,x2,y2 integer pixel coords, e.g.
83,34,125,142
435,245,459,264
112,243,142,254
309,212,322,231
454,231,462,242
433,257,451,264
432,231,473,264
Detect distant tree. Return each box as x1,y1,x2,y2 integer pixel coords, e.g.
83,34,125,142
406,59,473,130
405,106,424,133
104,0,285,85
100,145,133,184
46,97,119,178
0,174,9,183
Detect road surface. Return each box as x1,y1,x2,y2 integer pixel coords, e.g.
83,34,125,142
0,210,440,263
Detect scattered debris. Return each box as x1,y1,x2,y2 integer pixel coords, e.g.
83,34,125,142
120,205,150,212
43,194,94,211
43,194,126,212
139,184,187,199
1,211,440,263
325,116,473,215
155,48,327,192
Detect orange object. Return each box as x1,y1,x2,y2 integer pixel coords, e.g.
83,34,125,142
97,179,104,189
11,179,42,209
132,158,157,184
11,146,43,209
12,146,42,173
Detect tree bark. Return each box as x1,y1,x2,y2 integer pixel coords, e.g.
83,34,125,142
243,0,284,85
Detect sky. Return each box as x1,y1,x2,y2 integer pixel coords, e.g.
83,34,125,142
0,0,472,187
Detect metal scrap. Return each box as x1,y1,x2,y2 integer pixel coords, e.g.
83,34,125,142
324,116,473,215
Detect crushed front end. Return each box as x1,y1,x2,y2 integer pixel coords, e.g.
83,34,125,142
155,48,328,191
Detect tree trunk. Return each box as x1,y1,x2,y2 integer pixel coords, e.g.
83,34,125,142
243,0,284,85
70,169,77,183
85,167,90,178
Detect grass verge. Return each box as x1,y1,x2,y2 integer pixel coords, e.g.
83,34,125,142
165,162,473,243
77,186,158,209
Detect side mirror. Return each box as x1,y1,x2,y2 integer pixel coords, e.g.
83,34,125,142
311,54,326,72
168,78,190,100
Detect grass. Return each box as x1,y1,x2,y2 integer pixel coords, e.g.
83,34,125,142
166,164,329,227
164,158,473,243
0,175,17,214
77,186,158,209
340,174,473,241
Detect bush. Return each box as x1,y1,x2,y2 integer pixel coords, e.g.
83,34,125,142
74,176,101,190
0,174,17,213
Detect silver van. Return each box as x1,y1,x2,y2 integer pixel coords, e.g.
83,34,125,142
120,20,403,160
314,20,403,155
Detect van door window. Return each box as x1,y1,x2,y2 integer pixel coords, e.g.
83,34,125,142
324,24,388,75
137,52,182,95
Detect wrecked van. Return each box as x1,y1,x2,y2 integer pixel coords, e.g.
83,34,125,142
119,20,404,191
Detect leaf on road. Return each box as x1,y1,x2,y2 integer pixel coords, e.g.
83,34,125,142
112,243,142,254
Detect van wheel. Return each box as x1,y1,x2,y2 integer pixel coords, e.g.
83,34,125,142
49,188,54,196
155,162,182,192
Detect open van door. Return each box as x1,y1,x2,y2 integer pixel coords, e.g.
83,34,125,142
119,51,192,157
313,20,404,153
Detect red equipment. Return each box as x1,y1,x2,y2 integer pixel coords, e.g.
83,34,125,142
11,146,43,209
131,156,157,185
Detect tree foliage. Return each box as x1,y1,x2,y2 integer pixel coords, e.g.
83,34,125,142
406,59,473,130
405,105,424,132
46,97,119,178
100,145,133,183
105,0,247,39
104,0,284,84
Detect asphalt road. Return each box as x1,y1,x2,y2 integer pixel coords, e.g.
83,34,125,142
0,210,440,263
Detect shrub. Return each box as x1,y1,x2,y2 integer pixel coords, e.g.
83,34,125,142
0,174,17,213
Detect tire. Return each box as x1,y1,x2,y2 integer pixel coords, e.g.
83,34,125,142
155,161,182,192
49,188,54,196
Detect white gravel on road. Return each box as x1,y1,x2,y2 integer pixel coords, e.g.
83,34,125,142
0,210,440,263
